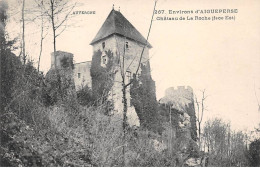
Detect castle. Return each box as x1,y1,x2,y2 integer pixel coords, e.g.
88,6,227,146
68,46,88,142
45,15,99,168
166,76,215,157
159,86,197,141
49,8,197,140
46,8,200,164
50,8,153,127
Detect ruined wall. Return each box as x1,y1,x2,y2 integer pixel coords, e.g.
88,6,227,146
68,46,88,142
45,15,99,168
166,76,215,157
46,51,77,106
49,35,153,128
50,51,93,91
51,51,74,69
160,86,198,141
74,61,92,91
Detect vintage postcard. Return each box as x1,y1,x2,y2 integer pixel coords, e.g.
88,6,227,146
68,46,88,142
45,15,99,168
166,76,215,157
0,0,259,167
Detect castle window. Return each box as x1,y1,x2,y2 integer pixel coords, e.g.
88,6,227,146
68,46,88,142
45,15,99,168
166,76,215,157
78,73,81,78
125,41,129,49
101,51,107,67
126,70,131,83
102,42,105,49
102,55,107,64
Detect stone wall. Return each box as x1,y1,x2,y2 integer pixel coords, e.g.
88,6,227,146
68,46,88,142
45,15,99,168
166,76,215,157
92,35,150,73
91,35,151,127
51,51,73,69
160,86,198,141
46,51,77,105
162,86,193,112
49,34,153,128
74,61,92,91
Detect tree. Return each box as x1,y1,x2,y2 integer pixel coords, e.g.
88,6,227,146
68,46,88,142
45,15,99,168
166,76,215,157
113,1,158,165
0,0,18,111
130,64,159,132
34,0,76,102
253,81,260,114
202,118,249,166
248,139,260,166
194,89,208,150
35,0,48,72
21,0,26,64
90,50,114,108
35,0,76,69
0,0,9,111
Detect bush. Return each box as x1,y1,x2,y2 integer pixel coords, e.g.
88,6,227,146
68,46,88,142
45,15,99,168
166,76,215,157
247,139,260,167
76,85,94,106
90,50,114,104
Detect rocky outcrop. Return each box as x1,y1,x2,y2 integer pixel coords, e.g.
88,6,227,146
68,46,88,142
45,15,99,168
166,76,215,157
159,86,199,165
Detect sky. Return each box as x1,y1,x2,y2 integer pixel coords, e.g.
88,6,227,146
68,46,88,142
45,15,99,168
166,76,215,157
5,0,260,131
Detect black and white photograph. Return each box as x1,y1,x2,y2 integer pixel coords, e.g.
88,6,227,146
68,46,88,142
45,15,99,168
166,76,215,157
0,0,260,167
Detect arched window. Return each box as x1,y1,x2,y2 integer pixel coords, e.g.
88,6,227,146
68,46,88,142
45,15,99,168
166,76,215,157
101,51,108,67
102,55,107,64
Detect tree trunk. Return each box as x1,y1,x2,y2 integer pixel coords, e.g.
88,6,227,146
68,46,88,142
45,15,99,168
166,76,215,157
122,83,127,166
22,0,26,64
51,0,56,69
37,6,44,72
169,104,172,156
198,122,201,150
50,0,63,101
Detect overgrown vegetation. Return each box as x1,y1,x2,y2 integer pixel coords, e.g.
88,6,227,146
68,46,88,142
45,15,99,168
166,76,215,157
1,0,260,167
130,64,161,133
76,85,94,107
201,118,258,167
247,138,260,166
90,50,114,104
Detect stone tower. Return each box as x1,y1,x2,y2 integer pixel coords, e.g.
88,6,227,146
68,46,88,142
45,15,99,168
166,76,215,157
159,86,198,141
90,9,153,127
50,51,74,69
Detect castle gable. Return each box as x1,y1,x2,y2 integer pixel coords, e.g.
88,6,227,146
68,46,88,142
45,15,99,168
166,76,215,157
90,9,152,48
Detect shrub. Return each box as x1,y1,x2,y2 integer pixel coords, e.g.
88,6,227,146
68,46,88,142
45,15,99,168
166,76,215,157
247,139,260,167
76,85,94,106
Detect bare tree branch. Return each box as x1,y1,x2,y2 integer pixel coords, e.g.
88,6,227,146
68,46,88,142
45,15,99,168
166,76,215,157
54,2,76,31
125,2,156,88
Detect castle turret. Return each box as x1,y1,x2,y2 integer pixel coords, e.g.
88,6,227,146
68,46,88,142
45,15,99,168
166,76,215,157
160,86,198,141
90,9,152,73
51,51,74,69
90,9,154,127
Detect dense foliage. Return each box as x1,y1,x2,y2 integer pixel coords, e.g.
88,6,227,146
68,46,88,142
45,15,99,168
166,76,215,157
202,118,250,167
247,139,260,166
184,103,198,141
76,85,94,106
130,64,161,133
90,50,114,104
1,0,259,167
1,0,17,111
44,68,78,109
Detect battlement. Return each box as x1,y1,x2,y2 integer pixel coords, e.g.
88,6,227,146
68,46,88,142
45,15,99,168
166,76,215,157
165,86,193,96
160,85,194,108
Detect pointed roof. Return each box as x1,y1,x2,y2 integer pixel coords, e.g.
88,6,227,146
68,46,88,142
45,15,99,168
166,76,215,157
90,9,152,48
